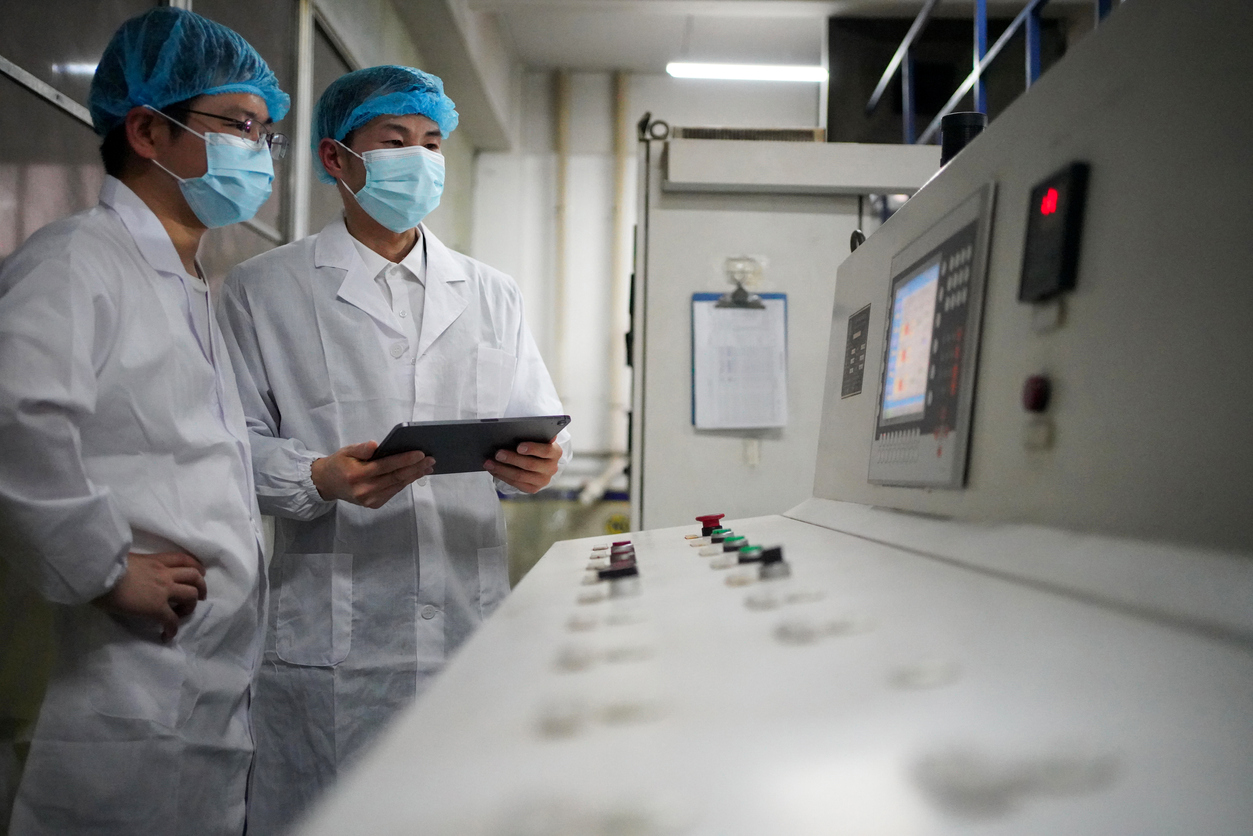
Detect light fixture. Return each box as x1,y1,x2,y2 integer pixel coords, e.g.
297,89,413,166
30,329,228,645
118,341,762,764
52,63,98,76
666,62,828,83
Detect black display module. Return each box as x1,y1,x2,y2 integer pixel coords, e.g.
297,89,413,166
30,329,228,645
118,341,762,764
869,184,995,489
841,305,871,398
874,222,978,446
1019,162,1089,302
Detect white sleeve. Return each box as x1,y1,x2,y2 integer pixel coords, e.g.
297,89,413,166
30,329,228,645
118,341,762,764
0,242,130,605
218,274,336,521
496,292,573,495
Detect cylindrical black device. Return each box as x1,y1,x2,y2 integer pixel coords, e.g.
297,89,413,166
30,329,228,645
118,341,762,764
940,112,988,165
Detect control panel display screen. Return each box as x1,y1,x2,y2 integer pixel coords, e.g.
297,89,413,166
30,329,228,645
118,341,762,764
869,182,993,488
882,260,940,421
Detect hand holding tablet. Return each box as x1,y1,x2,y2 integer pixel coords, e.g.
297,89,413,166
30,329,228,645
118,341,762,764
483,438,564,494
312,441,436,509
369,415,571,478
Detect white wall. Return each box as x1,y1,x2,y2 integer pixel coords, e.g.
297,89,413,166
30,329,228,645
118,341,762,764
471,70,822,462
316,0,422,70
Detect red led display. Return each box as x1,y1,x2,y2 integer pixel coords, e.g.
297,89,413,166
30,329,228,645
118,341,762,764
1020,161,1088,302
1040,187,1059,215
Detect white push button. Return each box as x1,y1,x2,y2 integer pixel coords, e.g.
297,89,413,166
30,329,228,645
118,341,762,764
420,604,437,619
398,309,408,318
416,476,429,487
390,342,406,358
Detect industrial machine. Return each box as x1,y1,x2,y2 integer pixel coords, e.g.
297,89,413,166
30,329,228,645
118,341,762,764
628,132,938,530
295,0,1253,833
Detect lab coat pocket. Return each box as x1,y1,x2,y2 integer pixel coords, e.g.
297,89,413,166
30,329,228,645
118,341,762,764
477,545,510,618
14,738,181,831
275,553,353,666
87,613,186,728
476,346,517,418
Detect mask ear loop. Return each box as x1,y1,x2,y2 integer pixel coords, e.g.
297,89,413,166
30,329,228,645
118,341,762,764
142,106,211,185
331,139,369,203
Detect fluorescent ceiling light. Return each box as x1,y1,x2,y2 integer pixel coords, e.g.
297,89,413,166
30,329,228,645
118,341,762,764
52,63,98,76
666,62,828,83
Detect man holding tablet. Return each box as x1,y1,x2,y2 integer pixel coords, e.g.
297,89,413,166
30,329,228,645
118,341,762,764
217,66,570,831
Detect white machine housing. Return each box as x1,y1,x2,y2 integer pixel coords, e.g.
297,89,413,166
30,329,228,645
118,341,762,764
629,136,939,530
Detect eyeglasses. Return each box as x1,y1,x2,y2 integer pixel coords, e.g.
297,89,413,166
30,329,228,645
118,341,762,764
176,108,290,160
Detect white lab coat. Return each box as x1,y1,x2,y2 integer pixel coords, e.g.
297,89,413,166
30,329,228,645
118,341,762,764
217,217,570,832
0,177,265,836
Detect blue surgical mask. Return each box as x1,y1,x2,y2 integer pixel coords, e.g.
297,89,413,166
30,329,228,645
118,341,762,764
337,142,444,233
148,108,275,228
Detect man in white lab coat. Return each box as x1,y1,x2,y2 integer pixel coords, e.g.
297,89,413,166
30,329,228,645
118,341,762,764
0,9,313,836
217,66,570,831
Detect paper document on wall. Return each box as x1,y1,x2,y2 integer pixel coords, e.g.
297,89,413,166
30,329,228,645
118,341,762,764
691,293,788,429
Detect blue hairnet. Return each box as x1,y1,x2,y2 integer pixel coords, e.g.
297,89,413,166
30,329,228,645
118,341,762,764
89,7,290,137
312,66,459,183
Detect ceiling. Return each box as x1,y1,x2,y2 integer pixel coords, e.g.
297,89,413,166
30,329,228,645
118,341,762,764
471,0,1096,73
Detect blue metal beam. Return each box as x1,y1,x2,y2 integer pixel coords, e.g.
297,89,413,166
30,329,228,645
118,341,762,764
1025,5,1042,86
974,0,988,113
919,0,1052,143
865,0,943,115
902,49,916,143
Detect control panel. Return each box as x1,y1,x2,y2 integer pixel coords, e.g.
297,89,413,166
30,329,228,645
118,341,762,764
869,185,995,487
295,509,1253,836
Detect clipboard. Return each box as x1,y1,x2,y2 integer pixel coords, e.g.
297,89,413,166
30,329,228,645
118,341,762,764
691,292,788,429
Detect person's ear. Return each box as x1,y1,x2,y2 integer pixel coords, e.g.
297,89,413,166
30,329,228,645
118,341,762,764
124,106,165,161
318,138,346,180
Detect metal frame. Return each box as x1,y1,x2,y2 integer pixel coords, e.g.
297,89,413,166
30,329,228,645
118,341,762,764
864,0,941,144
312,3,365,71
1025,4,1043,85
973,0,988,114
286,1,363,241
0,53,94,127
918,0,1052,144
872,0,1122,148
288,0,315,242
901,51,916,143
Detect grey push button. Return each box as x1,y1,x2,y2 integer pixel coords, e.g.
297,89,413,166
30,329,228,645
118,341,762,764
390,342,406,358
420,604,438,619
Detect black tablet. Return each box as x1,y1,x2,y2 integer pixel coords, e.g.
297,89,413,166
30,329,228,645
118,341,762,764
369,415,571,474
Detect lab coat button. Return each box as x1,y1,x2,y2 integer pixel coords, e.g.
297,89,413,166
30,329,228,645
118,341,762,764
416,476,429,487
390,342,405,358
398,309,408,318
421,605,438,619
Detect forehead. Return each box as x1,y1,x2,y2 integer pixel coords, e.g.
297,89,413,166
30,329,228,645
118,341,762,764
190,91,270,123
355,112,441,137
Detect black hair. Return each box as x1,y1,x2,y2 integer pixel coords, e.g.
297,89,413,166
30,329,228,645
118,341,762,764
99,125,130,177
98,98,195,177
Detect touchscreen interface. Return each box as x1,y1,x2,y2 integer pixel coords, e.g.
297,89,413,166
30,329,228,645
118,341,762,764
882,259,940,422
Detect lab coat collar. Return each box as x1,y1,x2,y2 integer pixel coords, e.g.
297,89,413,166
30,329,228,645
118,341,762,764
99,176,199,283
315,218,468,357
315,217,405,338
348,232,426,287
415,224,468,359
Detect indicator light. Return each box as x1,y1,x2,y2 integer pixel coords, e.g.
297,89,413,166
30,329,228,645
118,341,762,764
1040,187,1059,215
